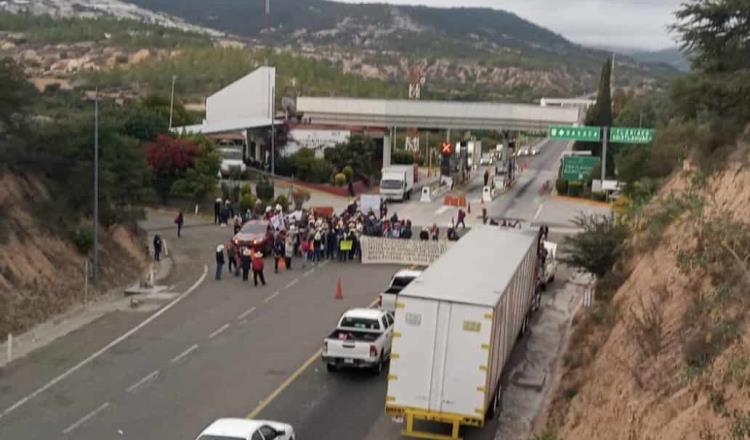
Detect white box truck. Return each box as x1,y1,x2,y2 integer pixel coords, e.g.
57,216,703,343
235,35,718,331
385,226,542,439
380,165,415,202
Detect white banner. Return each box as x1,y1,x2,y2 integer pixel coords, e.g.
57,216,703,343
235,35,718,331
361,236,451,266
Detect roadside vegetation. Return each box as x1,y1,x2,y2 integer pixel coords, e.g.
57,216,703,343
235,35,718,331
542,1,750,438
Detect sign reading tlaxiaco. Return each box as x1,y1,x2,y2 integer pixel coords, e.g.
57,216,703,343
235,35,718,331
360,237,452,266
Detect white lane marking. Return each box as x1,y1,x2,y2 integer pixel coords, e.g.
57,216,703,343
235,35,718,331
264,291,281,303
170,344,199,363
284,279,299,289
208,324,231,339
303,269,315,277
237,306,257,320
533,203,544,221
434,206,450,215
126,370,159,393
0,265,208,420
62,402,110,434
319,260,330,268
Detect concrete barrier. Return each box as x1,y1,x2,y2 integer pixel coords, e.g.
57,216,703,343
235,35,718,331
482,186,494,203
420,186,432,203
361,236,452,266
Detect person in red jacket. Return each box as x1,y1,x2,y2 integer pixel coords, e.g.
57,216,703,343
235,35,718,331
251,251,266,286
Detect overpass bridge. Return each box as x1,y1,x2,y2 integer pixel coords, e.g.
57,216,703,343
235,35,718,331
296,96,581,165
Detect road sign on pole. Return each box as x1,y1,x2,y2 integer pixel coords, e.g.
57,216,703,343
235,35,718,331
610,127,655,144
562,156,601,181
549,125,601,142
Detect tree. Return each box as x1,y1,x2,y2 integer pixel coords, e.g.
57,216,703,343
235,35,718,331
672,0,750,73
562,213,628,278
325,135,381,180
123,95,196,141
144,134,198,202
0,58,35,133
574,57,614,176
169,134,221,204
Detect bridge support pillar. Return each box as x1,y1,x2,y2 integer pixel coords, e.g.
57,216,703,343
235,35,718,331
383,127,392,167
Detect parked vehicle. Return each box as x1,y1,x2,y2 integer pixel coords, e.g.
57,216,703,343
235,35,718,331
195,418,295,440
322,308,394,374
380,165,415,202
379,269,423,313
385,226,544,439
540,241,558,289
233,220,273,255
218,147,247,177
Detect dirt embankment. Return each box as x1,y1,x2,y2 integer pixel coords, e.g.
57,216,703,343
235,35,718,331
0,172,148,335
542,147,750,439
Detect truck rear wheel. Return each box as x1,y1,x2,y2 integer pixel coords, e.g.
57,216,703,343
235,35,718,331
372,355,384,375
326,363,337,373
486,384,502,420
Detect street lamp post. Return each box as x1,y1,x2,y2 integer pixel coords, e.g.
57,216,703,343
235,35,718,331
168,75,177,131
93,88,99,282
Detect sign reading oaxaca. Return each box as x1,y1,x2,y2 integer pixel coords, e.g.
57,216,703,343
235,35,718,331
562,156,601,181
549,125,601,142
610,127,655,144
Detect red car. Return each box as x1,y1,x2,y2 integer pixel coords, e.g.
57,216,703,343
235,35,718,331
233,220,273,255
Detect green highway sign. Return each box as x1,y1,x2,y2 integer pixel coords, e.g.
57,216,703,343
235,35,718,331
610,127,655,144
562,156,601,181
549,125,601,142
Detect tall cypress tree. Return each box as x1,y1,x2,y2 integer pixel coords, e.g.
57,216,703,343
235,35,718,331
573,57,614,177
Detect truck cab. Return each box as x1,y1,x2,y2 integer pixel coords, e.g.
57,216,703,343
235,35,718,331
379,269,422,313
379,165,415,201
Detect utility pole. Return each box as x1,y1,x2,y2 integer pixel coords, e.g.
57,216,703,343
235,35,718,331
168,75,176,130
601,126,609,182
93,88,99,282
270,68,275,175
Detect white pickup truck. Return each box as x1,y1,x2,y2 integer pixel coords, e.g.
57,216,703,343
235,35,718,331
379,269,422,314
322,308,394,374
540,241,558,289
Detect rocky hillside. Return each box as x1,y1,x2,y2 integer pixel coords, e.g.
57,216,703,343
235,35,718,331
0,172,148,336
543,144,750,439
125,0,676,100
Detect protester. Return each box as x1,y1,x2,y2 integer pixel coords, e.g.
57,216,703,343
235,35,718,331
214,198,222,224
456,209,466,229
273,235,285,273
482,207,488,225
300,235,310,268
226,241,238,276
215,244,225,280
251,250,266,286
175,211,184,238
233,216,242,235
430,223,439,241
284,235,294,270
419,227,429,241
313,229,323,262
326,227,336,260
153,234,162,261
240,248,251,281
483,169,490,187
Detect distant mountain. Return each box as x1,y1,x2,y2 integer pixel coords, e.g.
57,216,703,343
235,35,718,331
630,47,690,72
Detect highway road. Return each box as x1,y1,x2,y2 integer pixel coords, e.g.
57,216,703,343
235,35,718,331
0,243,401,438
0,138,594,440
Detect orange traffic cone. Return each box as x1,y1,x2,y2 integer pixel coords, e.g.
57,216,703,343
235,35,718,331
335,277,344,300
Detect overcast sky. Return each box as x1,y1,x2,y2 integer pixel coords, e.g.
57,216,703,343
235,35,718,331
336,0,685,51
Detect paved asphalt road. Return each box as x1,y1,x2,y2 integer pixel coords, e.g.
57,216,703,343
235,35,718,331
0,235,401,438
0,139,589,440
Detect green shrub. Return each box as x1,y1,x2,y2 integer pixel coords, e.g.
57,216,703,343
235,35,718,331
72,228,93,255
567,181,584,197
239,193,256,212
240,183,253,197
392,150,415,165
256,176,275,201
273,195,290,212
555,178,568,195
334,173,347,186
562,213,629,279
342,165,354,182
289,149,335,183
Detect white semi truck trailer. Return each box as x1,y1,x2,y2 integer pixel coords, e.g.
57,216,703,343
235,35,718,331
385,226,542,439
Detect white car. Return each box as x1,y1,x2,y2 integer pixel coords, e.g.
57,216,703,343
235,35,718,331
379,269,422,313
517,147,530,156
195,418,295,440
